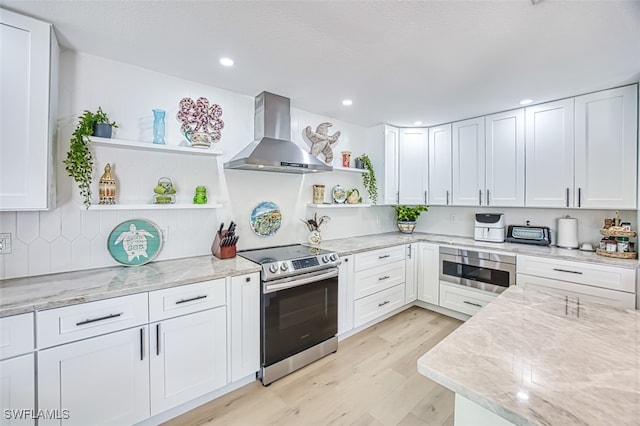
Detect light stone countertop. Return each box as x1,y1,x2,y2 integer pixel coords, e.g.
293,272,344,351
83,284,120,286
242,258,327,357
417,286,640,426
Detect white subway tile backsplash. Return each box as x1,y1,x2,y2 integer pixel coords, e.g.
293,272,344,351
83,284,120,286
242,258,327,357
50,238,72,274
28,238,51,277
5,240,28,278
60,203,82,241
70,235,91,271
16,212,40,244
0,212,17,235
81,210,100,239
39,209,61,242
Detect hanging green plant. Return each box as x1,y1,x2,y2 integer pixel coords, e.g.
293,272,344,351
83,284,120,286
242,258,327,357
63,107,118,208
355,154,377,204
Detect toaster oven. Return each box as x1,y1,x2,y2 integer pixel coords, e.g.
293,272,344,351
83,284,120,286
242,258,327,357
506,225,551,246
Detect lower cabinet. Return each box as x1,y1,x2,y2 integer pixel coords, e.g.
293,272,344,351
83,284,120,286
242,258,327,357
229,273,260,382
354,284,406,328
38,326,150,426
439,282,497,316
416,242,439,305
338,254,355,336
0,354,35,426
405,243,418,304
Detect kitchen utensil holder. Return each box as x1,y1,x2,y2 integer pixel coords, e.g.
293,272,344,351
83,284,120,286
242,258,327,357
211,230,236,259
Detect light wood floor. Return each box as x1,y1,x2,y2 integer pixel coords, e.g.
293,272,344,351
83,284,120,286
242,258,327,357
164,307,462,426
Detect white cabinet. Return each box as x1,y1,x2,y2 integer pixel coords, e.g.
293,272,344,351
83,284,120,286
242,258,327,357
428,124,452,205
439,282,497,316
229,273,260,382
0,9,58,210
574,85,637,209
452,118,485,206
416,242,439,305
38,326,150,426
383,125,400,205
405,243,417,304
485,109,525,207
338,255,355,336
398,128,428,205
525,99,575,207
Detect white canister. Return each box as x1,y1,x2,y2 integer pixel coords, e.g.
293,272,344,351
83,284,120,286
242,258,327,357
557,215,579,249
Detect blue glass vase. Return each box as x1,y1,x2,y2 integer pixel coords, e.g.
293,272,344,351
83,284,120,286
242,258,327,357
152,109,166,144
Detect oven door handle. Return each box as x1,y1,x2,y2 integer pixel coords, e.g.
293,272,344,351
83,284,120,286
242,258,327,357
264,268,339,293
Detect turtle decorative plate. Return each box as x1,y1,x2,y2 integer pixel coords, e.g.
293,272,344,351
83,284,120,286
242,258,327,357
107,219,163,266
250,201,282,237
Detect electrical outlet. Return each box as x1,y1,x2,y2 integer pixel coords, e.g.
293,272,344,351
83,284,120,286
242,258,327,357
160,226,169,242
0,233,12,254
449,214,456,222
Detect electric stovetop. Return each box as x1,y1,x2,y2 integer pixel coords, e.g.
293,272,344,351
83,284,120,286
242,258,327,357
238,243,333,264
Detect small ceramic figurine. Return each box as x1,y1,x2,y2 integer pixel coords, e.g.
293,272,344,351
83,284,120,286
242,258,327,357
193,186,207,204
99,163,116,204
153,177,176,204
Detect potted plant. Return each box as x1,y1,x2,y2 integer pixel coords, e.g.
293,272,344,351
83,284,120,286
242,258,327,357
354,154,377,204
394,204,428,234
63,107,118,208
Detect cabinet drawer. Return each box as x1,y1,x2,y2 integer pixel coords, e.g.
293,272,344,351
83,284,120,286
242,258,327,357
354,284,405,328
439,282,497,316
354,245,406,272
517,274,636,309
149,279,226,322
354,260,406,299
0,312,34,360
37,293,148,349
516,255,636,293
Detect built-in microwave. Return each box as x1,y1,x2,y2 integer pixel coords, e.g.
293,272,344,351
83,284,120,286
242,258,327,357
439,247,516,294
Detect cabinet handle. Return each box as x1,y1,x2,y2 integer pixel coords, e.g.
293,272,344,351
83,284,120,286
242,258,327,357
463,301,482,307
175,295,208,305
156,323,161,356
553,268,583,275
479,189,482,206
140,327,145,361
424,190,428,204
344,258,349,262
578,187,582,208
396,192,399,204
378,254,390,259
446,190,450,205
408,245,412,259
566,188,570,207
378,300,390,307
486,189,490,206
378,275,390,281
76,312,123,326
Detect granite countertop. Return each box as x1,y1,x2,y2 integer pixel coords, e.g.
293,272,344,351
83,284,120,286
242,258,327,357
417,286,640,425
0,255,260,317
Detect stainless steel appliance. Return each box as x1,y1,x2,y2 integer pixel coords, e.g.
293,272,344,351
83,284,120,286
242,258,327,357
238,244,340,385
506,225,551,246
439,247,515,294
473,213,505,243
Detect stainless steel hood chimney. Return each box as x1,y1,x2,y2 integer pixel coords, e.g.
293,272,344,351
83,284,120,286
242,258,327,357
224,92,333,173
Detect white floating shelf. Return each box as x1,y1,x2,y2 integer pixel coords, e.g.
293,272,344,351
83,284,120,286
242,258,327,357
307,203,372,208
90,136,223,156
333,166,368,173
86,203,223,211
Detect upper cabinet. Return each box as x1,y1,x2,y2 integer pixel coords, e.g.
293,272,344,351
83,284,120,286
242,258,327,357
574,85,637,209
428,124,452,205
525,99,575,208
0,10,58,211
398,128,428,205
452,117,485,206
382,125,400,205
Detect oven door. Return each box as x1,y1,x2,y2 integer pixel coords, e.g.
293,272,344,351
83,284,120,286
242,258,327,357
261,268,338,367
440,252,515,294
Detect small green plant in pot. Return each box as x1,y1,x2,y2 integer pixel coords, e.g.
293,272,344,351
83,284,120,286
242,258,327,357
394,204,429,234
354,154,377,204
63,107,118,208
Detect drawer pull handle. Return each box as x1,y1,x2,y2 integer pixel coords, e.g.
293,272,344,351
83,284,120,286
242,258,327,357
553,268,582,275
76,312,123,326
175,295,208,305
463,301,482,308
378,254,391,259
156,323,161,356
378,300,390,307
140,327,145,361
378,275,390,281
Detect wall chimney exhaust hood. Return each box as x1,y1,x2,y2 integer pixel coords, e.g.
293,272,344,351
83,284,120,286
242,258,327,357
224,92,333,173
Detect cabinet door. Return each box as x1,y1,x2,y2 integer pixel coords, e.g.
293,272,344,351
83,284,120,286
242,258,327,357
405,244,417,304
0,354,35,426
452,118,485,206
338,255,354,336
229,273,260,382
428,124,452,205
150,308,227,415
0,10,57,210
575,85,638,209
485,109,525,207
38,326,150,426
383,125,400,205
398,128,428,205
417,242,439,305
525,99,575,207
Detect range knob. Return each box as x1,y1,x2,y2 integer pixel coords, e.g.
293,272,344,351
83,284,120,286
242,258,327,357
330,253,339,261
280,263,289,271
268,264,278,274
322,255,330,263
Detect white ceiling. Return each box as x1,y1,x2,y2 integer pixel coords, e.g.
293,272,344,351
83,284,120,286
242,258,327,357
2,0,639,127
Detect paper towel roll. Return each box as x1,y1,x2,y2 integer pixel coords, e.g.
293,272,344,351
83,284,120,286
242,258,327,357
557,216,579,249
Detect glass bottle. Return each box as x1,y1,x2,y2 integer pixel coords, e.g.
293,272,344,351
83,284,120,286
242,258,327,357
152,109,166,144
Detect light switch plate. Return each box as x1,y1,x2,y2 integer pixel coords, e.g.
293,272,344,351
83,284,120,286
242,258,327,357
0,233,12,254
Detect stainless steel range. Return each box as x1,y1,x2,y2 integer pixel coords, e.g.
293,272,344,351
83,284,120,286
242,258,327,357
238,244,340,385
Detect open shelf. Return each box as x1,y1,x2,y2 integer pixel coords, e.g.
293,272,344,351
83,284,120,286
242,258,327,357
333,166,368,173
307,203,372,208
86,203,223,211
90,136,223,156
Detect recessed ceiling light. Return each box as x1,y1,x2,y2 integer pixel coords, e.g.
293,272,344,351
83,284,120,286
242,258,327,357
519,98,534,105
414,121,423,126
342,99,353,106
219,57,234,67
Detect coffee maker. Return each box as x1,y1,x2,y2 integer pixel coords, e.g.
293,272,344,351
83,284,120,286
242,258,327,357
474,213,505,243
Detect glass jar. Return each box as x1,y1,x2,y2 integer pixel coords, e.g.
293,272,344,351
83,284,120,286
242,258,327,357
616,237,630,252
621,222,632,232
606,239,617,252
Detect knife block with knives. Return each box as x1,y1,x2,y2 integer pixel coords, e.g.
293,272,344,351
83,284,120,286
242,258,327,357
211,221,239,259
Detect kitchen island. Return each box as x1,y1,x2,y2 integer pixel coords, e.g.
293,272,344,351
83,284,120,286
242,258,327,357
417,286,640,425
